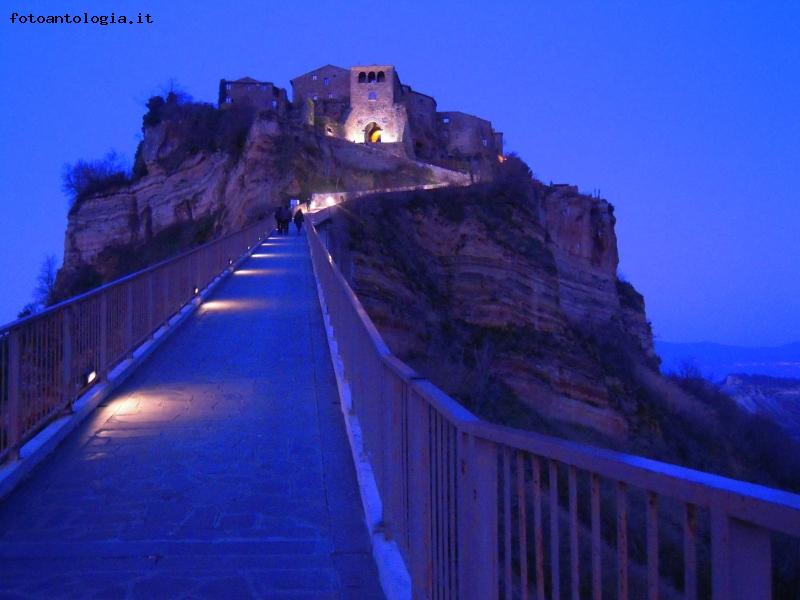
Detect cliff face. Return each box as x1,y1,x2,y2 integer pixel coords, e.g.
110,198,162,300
58,103,464,295
723,374,800,440
321,163,657,441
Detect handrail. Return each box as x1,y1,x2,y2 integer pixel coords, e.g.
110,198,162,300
306,211,800,599
0,220,271,463
1,225,261,332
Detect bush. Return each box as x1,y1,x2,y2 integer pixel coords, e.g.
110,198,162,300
141,92,256,173
63,151,131,212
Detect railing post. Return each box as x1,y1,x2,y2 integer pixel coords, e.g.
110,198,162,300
98,295,108,380
7,330,21,460
125,282,134,353
381,364,408,544
407,386,432,597
711,509,772,600
458,433,498,600
62,308,72,410
147,270,155,335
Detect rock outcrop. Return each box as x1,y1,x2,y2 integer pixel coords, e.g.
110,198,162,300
319,163,657,440
58,100,467,294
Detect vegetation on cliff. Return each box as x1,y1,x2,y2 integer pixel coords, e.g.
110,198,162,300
137,91,257,175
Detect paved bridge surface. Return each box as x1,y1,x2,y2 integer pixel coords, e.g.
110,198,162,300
0,235,384,599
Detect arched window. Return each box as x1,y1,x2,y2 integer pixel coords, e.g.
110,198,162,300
368,71,376,83
377,71,385,83
368,91,377,101
358,72,366,83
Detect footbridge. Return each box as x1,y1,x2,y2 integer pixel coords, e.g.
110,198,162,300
0,216,798,599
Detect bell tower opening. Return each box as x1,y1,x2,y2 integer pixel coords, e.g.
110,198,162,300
365,122,382,143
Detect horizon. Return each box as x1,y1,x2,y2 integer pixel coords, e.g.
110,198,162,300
1,2,798,346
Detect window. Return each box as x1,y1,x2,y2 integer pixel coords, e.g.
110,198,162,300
260,84,269,91
482,139,488,147
271,99,278,109
328,93,334,99
368,71,376,83
225,97,232,104
225,83,231,91
377,71,385,83
358,72,367,83
313,94,318,100
312,74,318,81
442,117,450,124
368,91,377,101
323,77,330,86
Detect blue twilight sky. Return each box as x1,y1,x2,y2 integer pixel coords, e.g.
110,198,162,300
0,1,798,345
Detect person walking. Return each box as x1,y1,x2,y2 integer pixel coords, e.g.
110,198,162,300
293,209,305,235
277,203,291,235
274,204,283,235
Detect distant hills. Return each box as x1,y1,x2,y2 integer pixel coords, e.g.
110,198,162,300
656,340,800,380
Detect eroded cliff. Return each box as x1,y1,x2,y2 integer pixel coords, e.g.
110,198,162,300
56,96,465,298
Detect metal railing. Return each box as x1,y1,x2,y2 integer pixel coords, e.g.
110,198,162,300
307,214,800,600
0,221,270,463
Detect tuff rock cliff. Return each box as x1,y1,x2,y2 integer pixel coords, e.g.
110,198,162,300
316,159,800,487
56,96,465,298
320,160,656,441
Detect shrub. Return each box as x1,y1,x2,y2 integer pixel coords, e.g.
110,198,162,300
617,279,645,312
63,151,131,212
141,92,256,173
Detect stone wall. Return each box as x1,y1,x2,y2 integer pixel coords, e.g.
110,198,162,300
218,78,288,113
291,65,350,105
403,90,440,161
438,111,500,159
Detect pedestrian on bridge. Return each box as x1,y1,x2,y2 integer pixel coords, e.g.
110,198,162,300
293,209,305,235
273,205,283,235
275,203,291,235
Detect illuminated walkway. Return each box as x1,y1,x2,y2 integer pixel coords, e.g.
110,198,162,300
0,234,384,599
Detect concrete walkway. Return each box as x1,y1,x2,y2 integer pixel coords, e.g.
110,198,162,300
0,234,384,600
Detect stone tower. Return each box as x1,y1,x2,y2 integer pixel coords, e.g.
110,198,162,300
343,65,411,156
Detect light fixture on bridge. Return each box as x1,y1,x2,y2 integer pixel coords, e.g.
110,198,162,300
193,286,200,296
229,259,233,265
86,370,97,385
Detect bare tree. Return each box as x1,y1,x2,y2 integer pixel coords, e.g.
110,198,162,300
34,254,58,307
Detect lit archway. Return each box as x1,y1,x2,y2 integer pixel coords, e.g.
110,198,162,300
365,122,382,143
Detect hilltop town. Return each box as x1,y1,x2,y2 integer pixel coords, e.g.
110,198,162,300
219,64,503,180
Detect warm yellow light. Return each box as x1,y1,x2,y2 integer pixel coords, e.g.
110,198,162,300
497,154,506,163
369,129,382,143
325,196,335,207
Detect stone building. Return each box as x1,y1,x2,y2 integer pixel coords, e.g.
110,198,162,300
220,64,503,173
218,77,289,113
341,65,412,158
